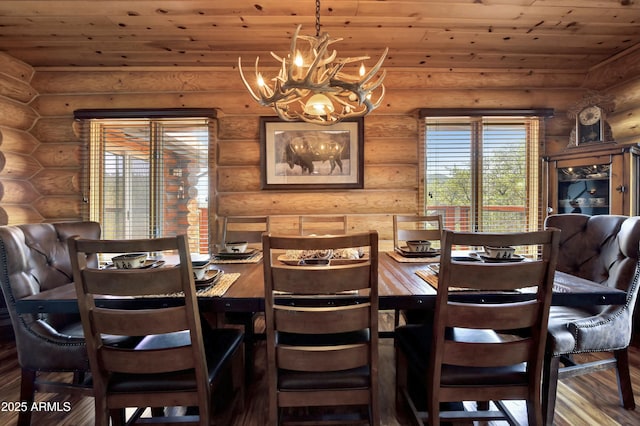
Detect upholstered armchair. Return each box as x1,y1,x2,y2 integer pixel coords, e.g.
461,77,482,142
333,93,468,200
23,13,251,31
543,213,640,424
0,222,101,425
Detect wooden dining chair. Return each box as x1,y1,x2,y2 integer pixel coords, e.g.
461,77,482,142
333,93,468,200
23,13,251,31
68,235,244,426
263,231,380,425
221,215,270,249
393,215,443,326
395,228,560,425
220,215,270,383
393,214,443,251
298,214,348,235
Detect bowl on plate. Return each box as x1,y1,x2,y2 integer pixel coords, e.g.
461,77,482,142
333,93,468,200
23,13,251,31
191,260,210,280
406,240,432,253
483,246,515,259
225,241,248,253
112,253,147,269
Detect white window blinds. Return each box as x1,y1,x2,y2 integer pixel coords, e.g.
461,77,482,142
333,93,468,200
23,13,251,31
424,116,543,234
76,115,211,254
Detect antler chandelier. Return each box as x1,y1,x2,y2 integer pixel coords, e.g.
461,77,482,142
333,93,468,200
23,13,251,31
238,0,388,125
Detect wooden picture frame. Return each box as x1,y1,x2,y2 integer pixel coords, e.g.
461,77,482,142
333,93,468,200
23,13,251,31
260,117,364,190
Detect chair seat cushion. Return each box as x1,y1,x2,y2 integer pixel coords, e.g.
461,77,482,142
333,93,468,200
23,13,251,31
548,305,632,355
107,328,243,393
279,366,370,390
396,325,527,386
57,321,141,348
277,329,370,346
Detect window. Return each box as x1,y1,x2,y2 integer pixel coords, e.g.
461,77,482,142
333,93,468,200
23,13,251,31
75,111,212,254
422,112,549,234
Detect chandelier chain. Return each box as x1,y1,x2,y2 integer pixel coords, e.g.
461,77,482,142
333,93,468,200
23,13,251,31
315,0,321,37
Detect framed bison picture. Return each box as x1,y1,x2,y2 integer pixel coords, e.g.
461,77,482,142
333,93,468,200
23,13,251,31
259,117,364,190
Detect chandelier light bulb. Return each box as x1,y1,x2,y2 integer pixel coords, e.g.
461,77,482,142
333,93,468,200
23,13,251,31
304,93,335,116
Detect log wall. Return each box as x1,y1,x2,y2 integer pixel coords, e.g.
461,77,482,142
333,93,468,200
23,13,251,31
0,47,633,236
586,48,640,145
27,66,592,242
0,53,42,225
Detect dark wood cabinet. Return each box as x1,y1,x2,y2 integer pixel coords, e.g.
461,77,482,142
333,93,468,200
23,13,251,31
544,144,640,217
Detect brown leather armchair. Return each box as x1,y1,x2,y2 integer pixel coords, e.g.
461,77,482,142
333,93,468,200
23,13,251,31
0,222,101,426
543,213,640,424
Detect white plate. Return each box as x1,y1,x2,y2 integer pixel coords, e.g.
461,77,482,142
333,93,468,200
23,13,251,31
195,269,222,286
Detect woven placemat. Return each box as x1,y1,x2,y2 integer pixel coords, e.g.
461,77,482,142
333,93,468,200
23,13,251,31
210,252,263,264
196,272,240,297
415,269,439,288
142,272,241,298
387,250,440,263
415,269,483,292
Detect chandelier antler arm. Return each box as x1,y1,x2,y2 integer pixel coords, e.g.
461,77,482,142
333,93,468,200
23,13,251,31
285,26,336,86
238,57,264,103
359,48,388,86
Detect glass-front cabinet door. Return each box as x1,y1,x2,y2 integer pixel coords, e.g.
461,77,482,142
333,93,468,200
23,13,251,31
556,163,610,215
545,144,639,217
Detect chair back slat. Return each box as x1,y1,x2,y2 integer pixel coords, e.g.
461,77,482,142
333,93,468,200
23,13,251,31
447,261,548,291
447,301,541,329
92,306,190,336
299,215,348,235
82,267,183,296
101,345,196,374
272,263,372,293
275,303,371,334
277,343,370,372
444,340,533,367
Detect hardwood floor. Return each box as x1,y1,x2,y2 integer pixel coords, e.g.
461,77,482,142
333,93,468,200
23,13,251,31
1,316,639,425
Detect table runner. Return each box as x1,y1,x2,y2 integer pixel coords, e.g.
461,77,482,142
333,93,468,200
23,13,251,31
387,250,439,263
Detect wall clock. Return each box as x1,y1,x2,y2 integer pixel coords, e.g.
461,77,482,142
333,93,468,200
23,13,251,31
576,105,604,144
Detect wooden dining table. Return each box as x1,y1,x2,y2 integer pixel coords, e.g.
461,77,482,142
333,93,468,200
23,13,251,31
15,251,627,316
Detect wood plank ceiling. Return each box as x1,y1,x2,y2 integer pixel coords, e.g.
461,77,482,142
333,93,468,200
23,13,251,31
0,0,639,71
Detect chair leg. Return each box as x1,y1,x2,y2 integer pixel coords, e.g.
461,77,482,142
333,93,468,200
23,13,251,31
238,312,257,384
394,345,408,417
614,348,636,410
93,395,110,426
109,408,126,426
542,355,560,426
477,401,490,410
18,368,36,426
232,343,246,411
72,370,86,384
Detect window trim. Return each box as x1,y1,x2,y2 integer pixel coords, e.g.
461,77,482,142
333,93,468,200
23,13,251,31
418,108,554,119
74,108,217,120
